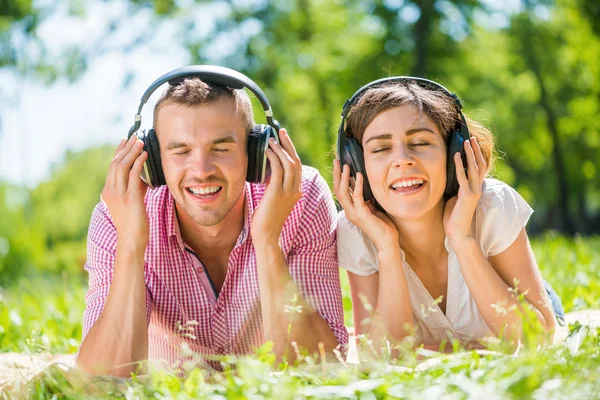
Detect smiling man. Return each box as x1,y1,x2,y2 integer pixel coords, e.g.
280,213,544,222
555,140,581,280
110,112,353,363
76,72,347,377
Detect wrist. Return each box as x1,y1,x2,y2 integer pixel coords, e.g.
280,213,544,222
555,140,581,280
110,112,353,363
447,235,476,251
373,235,399,253
252,237,282,254
251,228,282,249
117,237,148,255
376,246,403,266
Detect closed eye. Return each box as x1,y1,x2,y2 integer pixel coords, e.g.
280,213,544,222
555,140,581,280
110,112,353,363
372,147,390,153
174,150,191,157
411,142,430,147
213,148,230,153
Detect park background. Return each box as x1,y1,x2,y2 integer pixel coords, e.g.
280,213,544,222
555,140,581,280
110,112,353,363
0,0,599,397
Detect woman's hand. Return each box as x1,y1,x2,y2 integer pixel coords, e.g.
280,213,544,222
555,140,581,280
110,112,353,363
333,159,398,251
443,137,487,243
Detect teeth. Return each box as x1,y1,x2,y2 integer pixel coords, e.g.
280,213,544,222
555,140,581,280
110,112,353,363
189,186,220,195
391,179,424,189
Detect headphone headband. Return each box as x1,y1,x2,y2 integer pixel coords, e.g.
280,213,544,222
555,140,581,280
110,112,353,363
128,65,278,138
341,76,463,120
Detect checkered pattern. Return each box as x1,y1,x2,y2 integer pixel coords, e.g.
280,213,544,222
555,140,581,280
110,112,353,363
80,166,347,369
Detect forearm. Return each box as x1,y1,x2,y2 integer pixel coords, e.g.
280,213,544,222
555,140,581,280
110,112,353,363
77,243,149,377
254,242,338,362
368,248,414,346
451,238,552,341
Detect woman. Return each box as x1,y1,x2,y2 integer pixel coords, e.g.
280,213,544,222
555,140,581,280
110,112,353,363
334,77,564,352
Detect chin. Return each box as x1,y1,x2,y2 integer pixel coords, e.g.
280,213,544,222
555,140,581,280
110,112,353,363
376,196,435,220
193,213,227,227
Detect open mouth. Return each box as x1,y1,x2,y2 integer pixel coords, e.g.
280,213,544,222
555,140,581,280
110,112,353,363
390,179,426,194
186,186,223,199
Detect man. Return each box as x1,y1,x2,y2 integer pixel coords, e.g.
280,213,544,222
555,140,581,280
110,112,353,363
76,74,347,377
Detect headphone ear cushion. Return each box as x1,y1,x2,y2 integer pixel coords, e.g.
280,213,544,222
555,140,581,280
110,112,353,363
247,125,266,183
145,129,166,188
445,129,464,199
346,138,373,202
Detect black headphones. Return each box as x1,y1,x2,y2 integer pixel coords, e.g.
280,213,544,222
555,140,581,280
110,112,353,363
126,65,280,189
337,76,470,202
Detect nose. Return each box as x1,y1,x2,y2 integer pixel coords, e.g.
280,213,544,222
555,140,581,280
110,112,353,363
392,144,416,168
188,150,217,179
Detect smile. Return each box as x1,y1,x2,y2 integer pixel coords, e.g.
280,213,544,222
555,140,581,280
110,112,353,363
389,178,426,195
186,186,223,203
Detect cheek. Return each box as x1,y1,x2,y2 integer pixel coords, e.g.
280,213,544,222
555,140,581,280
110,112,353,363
364,156,387,187
160,155,178,176
423,149,447,185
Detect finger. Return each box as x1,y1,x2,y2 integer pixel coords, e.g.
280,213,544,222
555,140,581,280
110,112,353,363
464,140,479,182
114,135,139,163
333,159,341,196
116,139,144,193
337,164,355,210
352,172,366,206
471,137,487,178
115,138,127,156
128,151,149,195
278,129,303,190
269,137,296,191
278,128,301,162
109,135,138,186
454,152,468,189
265,148,283,189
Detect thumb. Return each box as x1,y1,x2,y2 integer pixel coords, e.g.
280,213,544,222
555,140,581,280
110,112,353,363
443,196,458,222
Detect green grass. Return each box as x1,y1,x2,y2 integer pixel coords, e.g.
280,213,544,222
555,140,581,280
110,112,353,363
1,234,599,398
0,273,85,354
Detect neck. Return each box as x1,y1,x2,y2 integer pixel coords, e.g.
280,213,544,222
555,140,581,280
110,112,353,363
390,200,447,265
176,192,246,257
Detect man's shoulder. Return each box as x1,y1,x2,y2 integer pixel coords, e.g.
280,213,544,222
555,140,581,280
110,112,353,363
299,165,329,198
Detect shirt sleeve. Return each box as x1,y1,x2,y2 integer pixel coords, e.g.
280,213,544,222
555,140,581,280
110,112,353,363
476,179,534,257
336,211,380,276
78,200,152,355
286,168,349,352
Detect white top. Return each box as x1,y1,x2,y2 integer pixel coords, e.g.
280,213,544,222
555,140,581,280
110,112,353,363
337,178,534,345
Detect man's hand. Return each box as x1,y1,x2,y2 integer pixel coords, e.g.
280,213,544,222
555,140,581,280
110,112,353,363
250,128,302,247
101,135,150,251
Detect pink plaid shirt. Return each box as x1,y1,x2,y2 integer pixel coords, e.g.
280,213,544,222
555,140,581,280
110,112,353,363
80,166,347,369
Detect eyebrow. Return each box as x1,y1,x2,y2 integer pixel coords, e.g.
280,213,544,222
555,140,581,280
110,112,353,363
364,128,436,145
165,133,238,150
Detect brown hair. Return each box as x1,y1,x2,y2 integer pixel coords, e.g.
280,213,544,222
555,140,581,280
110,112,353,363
346,81,495,174
153,78,254,132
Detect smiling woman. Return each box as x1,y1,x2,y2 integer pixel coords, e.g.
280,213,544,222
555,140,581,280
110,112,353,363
334,77,564,353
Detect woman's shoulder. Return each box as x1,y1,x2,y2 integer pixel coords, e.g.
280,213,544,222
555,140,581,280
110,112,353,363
475,178,534,256
477,178,531,212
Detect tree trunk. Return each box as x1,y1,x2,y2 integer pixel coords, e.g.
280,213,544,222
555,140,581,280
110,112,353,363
518,5,577,234
413,0,435,77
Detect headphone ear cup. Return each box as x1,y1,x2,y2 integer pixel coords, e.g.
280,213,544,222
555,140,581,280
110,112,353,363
247,125,268,183
346,138,373,202
261,125,278,184
445,129,464,199
144,129,166,189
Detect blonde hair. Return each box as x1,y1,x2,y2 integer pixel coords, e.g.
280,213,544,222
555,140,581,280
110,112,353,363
346,81,495,174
